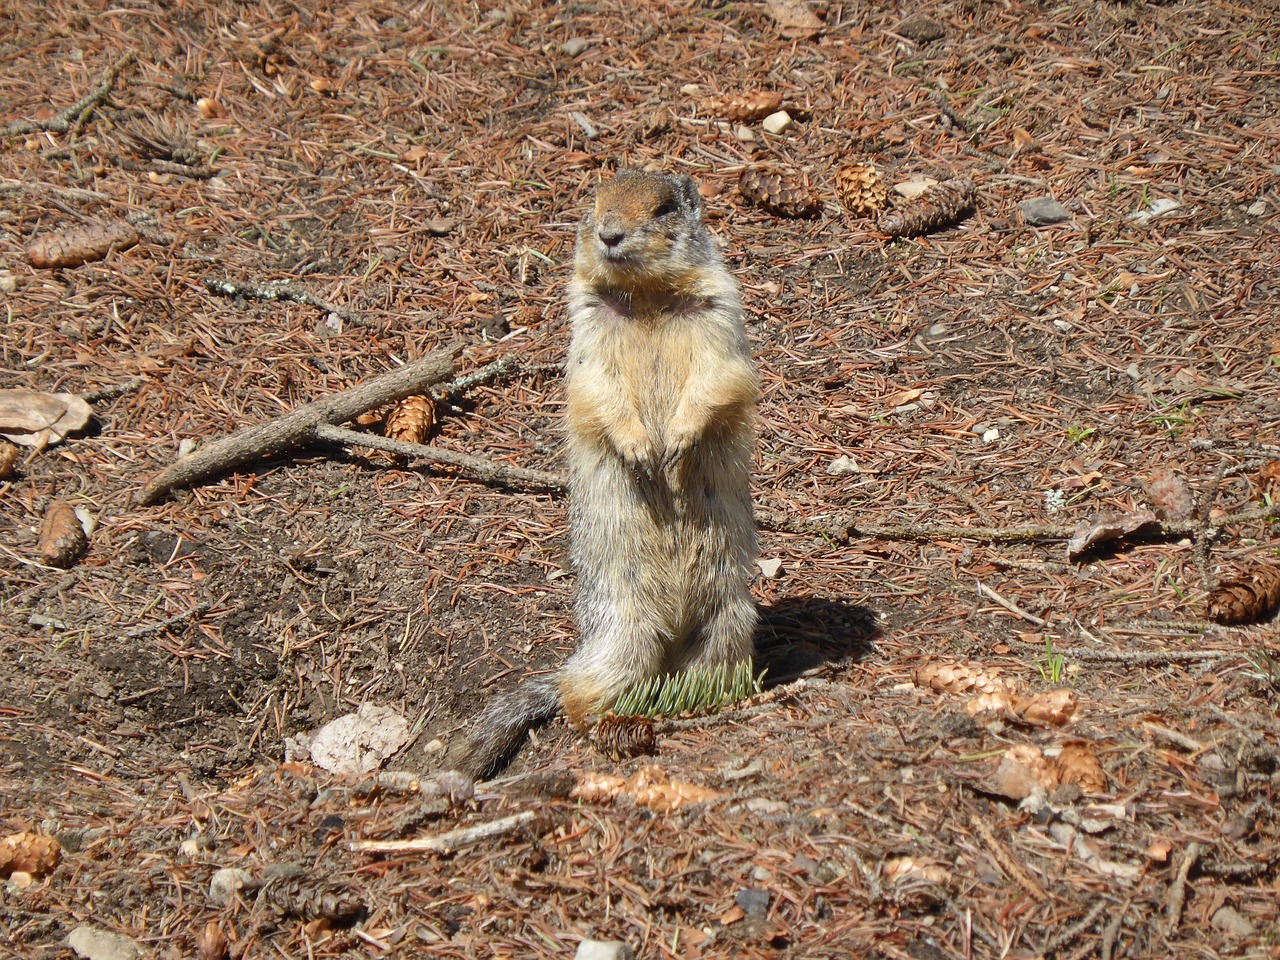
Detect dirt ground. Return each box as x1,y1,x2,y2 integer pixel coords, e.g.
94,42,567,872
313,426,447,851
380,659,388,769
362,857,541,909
3,0,1280,956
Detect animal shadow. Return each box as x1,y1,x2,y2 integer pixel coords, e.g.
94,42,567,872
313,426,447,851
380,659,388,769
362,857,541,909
753,595,879,686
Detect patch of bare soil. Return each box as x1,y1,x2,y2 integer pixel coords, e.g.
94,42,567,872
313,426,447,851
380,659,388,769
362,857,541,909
2,0,1279,956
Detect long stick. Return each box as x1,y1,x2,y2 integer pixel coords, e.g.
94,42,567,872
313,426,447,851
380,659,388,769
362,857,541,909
139,346,459,504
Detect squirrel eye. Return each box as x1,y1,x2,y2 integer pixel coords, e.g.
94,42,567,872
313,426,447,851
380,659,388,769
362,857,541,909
653,199,678,218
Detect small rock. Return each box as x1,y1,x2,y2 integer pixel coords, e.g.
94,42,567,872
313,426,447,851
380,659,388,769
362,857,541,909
575,941,634,960
757,557,783,579
680,83,703,96
1128,197,1180,224
735,887,771,918
560,38,592,57
893,175,937,200
895,13,947,43
1247,199,1266,217
67,926,139,960
1019,196,1071,226
425,217,455,236
208,867,254,906
734,124,755,142
1211,905,1256,938
826,455,859,476
982,427,1000,443
177,437,197,459
0,274,16,294
761,110,792,135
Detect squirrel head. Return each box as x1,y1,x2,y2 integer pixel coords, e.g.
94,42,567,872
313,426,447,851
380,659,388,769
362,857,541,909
575,170,717,294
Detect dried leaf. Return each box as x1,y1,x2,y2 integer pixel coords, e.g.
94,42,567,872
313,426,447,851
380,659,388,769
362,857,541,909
836,161,890,218
0,389,92,448
1014,689,1078,727
883,856,952,885
38,501,88,568
1144,467,1195,521
28,220,139,268
384,394,436,445
713,90,783,123
0,832,62,878
764,0,823,39
914,660,1018,697
739,167,821,218
1207,565,1280,625
307,703,410,776
592,713,657,761
1258,460,1280,502
877,178,976,238
1066,507,1159,561
1056,741,1107,793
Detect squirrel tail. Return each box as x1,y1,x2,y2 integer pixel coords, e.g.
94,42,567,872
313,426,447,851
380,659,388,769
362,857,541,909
448,677,562,780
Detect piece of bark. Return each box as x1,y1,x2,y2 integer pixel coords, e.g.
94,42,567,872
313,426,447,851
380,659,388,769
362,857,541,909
139,346,459,505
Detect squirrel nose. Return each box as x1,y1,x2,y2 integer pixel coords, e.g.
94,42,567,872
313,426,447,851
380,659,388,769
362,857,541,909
597,226,625,248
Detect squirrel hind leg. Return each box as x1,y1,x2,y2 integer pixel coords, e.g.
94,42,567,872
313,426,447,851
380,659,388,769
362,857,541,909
671,593,758,674
447,677,561,780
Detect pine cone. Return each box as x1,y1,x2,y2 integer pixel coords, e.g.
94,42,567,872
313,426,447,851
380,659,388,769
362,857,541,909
592,713,657,761
836,161,889,218
714,91,783,122
739,167,820,219
384,395,436,445
1208,565,1280,625
877,177,976,238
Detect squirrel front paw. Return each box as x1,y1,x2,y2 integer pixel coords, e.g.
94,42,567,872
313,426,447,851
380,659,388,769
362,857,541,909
613,431,659,480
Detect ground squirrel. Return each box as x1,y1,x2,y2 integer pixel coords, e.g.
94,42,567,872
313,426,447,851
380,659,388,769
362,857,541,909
451,169,759,778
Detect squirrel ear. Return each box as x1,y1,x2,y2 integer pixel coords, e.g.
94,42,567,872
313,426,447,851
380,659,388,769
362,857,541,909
678,175,703,214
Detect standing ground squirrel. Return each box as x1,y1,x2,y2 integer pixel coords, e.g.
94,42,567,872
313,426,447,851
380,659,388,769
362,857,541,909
451,169,760,778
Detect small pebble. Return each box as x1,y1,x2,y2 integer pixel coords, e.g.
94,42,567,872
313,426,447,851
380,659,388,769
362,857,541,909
575,941,634,960
757,557,783,579
1247,199,1266,217
761,110,792,135
208,867,254,906
560,38,592,57
67,926,139,960
826,455,859,476
734,124,755,142
0,274,17,294
735,887,771,918
1019,196,1071,226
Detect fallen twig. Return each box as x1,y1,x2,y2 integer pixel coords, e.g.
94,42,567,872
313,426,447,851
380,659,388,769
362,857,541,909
349,810,535,855
1164,841,1200,935
317,424,566,493
139,347,459,505
205,276,364,324
757,503,1280,544
5,52,137,137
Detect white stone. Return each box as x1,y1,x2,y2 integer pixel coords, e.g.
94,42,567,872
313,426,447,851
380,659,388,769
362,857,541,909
761,110,792,134
575,941,634,960
68,925,139,960
757,557,783,579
